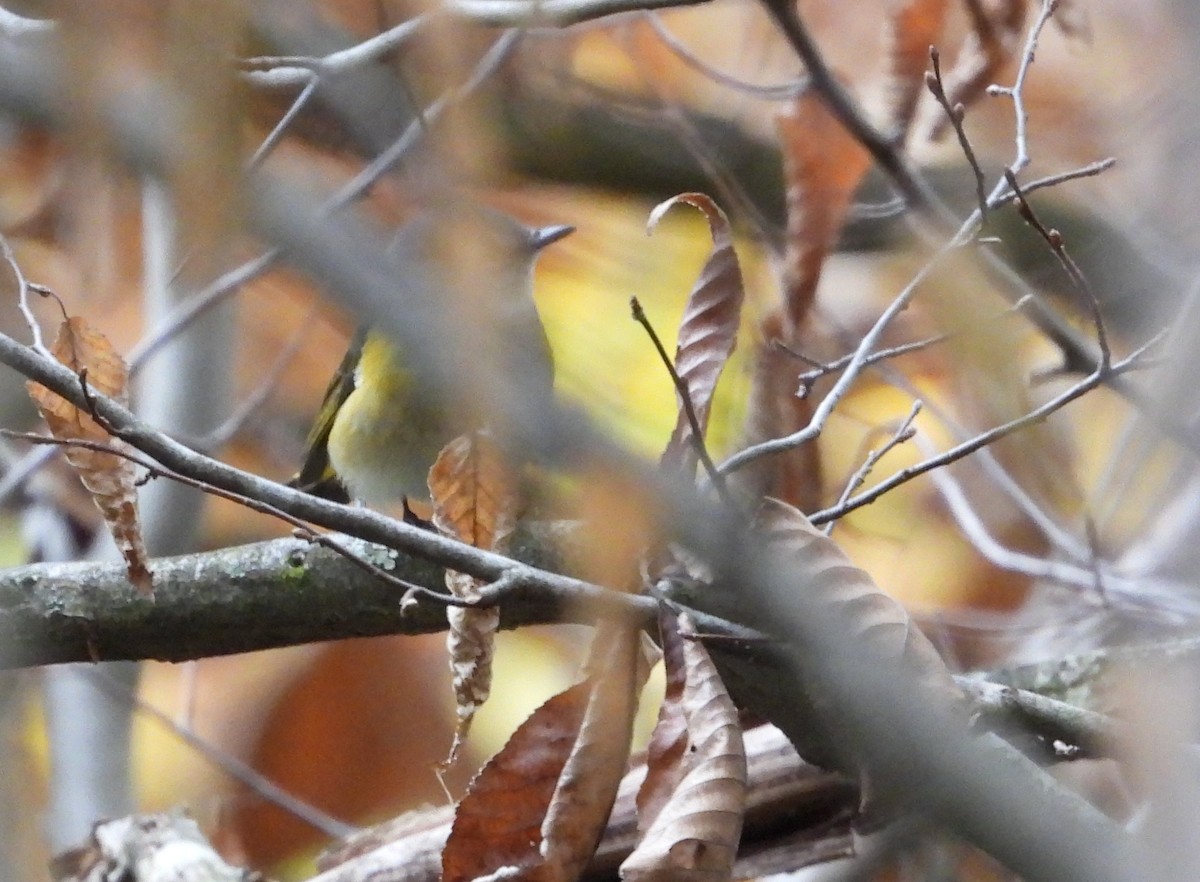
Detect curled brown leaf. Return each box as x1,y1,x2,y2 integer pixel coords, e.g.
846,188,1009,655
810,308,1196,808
442,682,592,882
27,317,152,595
429,431,521,763
647,194,746,479
622,611,747,882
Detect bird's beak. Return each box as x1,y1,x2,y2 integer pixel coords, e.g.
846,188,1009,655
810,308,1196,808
531,224,575,251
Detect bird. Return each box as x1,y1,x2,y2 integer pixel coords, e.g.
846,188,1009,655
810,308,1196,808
290,204,573,509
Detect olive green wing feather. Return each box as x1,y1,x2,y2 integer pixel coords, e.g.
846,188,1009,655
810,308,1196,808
288,326,368,502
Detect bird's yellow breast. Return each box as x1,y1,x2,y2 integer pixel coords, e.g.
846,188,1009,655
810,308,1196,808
326,333,454,505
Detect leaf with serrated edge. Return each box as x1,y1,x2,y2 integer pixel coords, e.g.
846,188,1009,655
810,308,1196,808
647,194,745,480
442,681,592,882
878,0,949,140
621,612,746,882
27,317,152,595
430,431,520,763
443,621,647,882
540,620,645,882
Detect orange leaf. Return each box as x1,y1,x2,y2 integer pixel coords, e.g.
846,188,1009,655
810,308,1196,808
429,431,519,555
430,431,521,763
775,93,872,343
647,194,746,479
622,611,746,882
27,317,151,596
879,0,949,141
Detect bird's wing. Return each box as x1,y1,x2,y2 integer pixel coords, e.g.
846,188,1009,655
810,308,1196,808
288,325,368,502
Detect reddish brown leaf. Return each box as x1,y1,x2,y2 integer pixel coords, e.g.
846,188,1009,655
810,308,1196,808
879,0,949,140
647,194,746,479
429,431,521,762
27,317,152,595
918,0,1027,142
442,681,592,882
775,93,872,343
443,622,647,882
621,612,746,882
541,621,646,882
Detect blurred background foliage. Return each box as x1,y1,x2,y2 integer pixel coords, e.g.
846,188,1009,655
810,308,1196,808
0,0,1193,877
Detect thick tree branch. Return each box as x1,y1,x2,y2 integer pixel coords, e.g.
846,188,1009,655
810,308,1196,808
0,531,654,670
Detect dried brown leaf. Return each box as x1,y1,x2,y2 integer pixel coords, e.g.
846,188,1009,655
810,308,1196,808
541,621,646,882
733,312,822,511
430,431,519,554
621,612,746,882
442,681,592,882
920,0,1027,141
757,497,961,706
775,93,873,343
27,317,151,595
647,194,746,478
879,0,949,140
430,431,521,762
442,622,647,882
636,610,691,831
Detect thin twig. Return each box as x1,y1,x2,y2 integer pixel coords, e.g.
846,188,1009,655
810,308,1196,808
809,342,1161,525
926,46,988,224
988,158,1116,209
0,233,49,354
787,295,1034,395
823,401,921,536
756,0,942,213
642,11,807,100
246,77,320,171
988,0,1060,174
239,16,427,88
848,196,908,221
629,296,731,503
1004,169,1110,368
919,442,1163,600
717,242,949,478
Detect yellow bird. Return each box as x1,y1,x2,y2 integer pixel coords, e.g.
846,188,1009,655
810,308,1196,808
291,206,573,508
